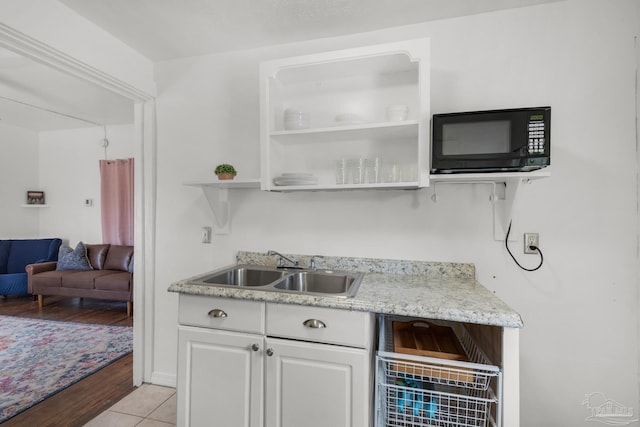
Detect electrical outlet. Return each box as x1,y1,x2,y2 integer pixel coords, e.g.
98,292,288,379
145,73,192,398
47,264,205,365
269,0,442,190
201,226,212,244
524,233,539,254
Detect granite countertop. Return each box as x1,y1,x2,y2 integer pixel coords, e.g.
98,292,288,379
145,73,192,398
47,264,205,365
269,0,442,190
168,251,523,328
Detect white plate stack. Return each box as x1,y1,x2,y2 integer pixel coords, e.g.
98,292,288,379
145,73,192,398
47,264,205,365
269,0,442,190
273,173,318,186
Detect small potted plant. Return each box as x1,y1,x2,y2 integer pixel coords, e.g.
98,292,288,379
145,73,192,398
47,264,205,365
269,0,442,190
214,163,237,180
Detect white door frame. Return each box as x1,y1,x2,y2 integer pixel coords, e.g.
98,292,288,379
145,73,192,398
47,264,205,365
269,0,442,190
0,23,156,386
635,35,640,391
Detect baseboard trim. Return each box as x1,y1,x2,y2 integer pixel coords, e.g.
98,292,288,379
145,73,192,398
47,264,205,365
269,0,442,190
149,371,176,389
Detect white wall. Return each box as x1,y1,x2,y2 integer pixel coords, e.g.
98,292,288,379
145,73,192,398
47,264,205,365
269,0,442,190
0,123,40,238
38,125,134,246
152,0,639,425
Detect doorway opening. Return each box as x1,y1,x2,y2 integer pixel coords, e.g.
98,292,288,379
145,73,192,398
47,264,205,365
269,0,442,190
0,22,156,387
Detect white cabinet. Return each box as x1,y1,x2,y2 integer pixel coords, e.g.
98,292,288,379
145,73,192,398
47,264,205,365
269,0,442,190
260,39,430,191
177,295,264,427
265,302,372,427
177,295,374,427
177,331,368,427
265,337,369,427
177,327,263,427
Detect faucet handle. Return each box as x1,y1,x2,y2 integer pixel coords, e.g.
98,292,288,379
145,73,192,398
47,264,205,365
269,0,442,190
309,256,320,270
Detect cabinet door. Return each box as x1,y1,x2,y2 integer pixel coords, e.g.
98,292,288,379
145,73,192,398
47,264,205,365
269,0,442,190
177,326,263,427
265,337,370,427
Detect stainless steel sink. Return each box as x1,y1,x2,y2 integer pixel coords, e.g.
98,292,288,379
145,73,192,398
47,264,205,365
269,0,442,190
203,266,286,287
194,264,363,298
273,271,359,296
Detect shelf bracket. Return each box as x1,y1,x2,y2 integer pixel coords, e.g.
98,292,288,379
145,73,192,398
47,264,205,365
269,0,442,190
493,180,517,241
201,186,230,234
185,180,260,235
430,179,526,241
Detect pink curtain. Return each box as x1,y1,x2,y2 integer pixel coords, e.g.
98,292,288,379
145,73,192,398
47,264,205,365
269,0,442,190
100,158,134,246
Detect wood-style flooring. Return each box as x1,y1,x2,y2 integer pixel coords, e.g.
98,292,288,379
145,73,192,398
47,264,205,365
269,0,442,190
0,295,135,427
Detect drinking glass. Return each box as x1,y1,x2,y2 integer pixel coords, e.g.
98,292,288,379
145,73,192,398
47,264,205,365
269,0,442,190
335,159,348,184
384,162,399,183
366,157,383,184
351,158,366,184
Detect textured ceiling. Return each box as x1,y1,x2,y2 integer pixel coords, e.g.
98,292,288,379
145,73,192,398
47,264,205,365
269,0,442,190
59,0,563,61
1,0,563,131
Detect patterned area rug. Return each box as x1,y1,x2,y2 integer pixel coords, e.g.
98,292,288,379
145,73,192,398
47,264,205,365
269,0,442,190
0,315,133,422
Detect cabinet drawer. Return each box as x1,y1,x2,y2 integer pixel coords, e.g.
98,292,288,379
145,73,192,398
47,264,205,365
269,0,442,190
266,303,373,348
179,294,265,334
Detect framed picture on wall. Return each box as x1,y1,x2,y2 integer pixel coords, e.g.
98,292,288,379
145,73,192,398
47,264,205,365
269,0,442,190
26,191,45,205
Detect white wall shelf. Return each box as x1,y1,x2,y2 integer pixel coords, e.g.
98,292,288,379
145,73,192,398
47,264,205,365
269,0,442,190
270,181,420,192
20,204,49,208
430,170,550,184
185,170,548,236
184,179,260,234
430,170,551,240
269,120,419,144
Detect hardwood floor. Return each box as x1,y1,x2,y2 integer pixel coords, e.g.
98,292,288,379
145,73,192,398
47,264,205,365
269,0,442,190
0,295,135,427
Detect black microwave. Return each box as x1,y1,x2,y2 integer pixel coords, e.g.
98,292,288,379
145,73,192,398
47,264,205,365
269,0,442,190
431,106,550,173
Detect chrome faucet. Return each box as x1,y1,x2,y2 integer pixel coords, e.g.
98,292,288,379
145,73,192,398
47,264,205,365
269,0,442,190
267,250,299,268
309,256,320,271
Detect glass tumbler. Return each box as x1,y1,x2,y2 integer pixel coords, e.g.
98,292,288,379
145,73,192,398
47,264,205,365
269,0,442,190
335,159,348,184
401,164,418,182
351,158,366,184
384,162,399,183
366,157,383,184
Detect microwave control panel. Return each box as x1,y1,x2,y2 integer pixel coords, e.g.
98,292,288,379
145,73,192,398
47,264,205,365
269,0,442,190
528,115,546,155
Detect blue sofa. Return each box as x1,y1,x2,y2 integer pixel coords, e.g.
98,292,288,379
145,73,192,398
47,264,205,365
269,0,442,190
0,238,62,296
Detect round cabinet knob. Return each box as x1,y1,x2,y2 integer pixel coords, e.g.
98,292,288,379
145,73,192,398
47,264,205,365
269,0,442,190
251,343,260,352
303,319,326,329
207,309,227,318
266,348,274,357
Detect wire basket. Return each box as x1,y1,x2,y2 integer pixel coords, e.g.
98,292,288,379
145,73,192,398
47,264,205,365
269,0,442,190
376,317,502,427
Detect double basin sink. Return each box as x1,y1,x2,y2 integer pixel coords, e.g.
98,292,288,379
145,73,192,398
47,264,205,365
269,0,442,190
193,264,364,298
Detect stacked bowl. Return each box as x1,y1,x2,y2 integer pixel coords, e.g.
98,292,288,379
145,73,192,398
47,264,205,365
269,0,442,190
284,108,310,130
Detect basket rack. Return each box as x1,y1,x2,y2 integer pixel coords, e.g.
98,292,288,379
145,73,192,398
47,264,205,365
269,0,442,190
376,316,503,427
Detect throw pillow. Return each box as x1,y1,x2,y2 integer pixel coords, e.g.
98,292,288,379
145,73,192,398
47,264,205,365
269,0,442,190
56,242,93,271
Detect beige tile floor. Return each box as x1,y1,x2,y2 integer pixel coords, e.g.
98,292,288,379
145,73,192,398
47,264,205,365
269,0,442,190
84,384,177,426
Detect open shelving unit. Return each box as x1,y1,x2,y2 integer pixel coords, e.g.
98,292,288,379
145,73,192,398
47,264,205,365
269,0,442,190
260,39,430,191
